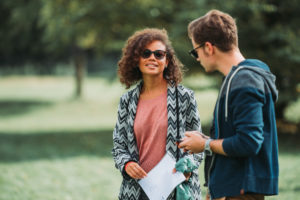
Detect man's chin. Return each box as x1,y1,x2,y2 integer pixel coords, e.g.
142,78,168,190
204,68,213,73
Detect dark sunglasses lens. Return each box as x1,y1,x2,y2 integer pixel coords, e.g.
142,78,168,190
190,50,198,58
142,49,152,58
154,51,165,59
142,49,166,60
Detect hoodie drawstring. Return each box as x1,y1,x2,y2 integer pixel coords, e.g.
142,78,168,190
225,66,245,121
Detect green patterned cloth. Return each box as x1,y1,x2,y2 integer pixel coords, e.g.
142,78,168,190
175,157,198,200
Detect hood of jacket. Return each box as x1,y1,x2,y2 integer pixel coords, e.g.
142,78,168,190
236,59,278,101
223,59,278,121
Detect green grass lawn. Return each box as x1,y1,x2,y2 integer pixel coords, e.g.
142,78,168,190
0,130,122,200
0,76,299,200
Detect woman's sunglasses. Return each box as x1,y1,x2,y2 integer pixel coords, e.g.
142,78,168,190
141,49,167,60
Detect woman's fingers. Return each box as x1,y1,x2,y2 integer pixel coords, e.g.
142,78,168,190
126,163,147,179
125,162,137,178
134,165,147,178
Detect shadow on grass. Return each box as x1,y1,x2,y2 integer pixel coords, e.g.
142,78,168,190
0,130,114,163
277,133,300,154
0,100,53,117
0,125,298,163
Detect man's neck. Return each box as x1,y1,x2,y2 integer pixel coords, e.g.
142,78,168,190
216,48,245,76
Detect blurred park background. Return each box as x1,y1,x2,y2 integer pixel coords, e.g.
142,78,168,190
0,0,300,199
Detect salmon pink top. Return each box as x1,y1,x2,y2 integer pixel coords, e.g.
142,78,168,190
133,91,168,173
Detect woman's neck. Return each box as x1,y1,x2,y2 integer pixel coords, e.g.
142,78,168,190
140,76,168,99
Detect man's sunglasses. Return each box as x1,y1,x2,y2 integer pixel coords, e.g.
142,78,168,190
189,43,205,59
141,49,167,60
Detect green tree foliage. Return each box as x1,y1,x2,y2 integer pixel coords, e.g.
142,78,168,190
37,0,183,97
0,0,299,118
0,0,46,63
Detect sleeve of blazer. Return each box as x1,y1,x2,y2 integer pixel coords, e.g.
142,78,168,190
184,89,204,168
112,93,137,179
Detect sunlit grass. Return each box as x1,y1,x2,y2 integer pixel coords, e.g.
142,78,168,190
0,76,124,133
0,76,218,133
285,96,300,123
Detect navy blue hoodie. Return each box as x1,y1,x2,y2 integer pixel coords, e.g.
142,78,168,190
208,59,279,198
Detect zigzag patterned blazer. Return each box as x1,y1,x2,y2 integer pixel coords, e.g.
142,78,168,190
112,81,204,200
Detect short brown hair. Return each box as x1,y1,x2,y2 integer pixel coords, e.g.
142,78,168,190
118,28,184,88
188,9,238,52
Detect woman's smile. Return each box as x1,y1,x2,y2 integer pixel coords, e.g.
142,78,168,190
145,63,158,68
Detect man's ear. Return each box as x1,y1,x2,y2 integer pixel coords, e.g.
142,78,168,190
204,42,214,55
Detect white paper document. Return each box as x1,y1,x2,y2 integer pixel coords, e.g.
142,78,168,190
138,153,185,200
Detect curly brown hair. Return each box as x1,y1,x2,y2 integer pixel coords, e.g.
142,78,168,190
118,28,184,89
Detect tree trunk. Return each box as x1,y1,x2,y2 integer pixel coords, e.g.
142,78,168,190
73,47,86,99
275,101,288,120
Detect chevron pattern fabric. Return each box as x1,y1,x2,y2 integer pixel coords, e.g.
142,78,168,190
112,81,204,200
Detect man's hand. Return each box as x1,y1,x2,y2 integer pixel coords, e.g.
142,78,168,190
178,131,208,153
125,162,147,179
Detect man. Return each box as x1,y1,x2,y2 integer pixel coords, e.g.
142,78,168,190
179,10,279,200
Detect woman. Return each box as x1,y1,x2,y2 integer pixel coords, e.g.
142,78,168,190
112,28,203,200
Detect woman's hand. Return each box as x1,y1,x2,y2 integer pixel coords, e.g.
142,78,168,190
205,192,210,200
183,172,192,181
125,162,147,179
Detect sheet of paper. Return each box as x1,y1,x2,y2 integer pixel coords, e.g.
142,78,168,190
138,153,185,200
